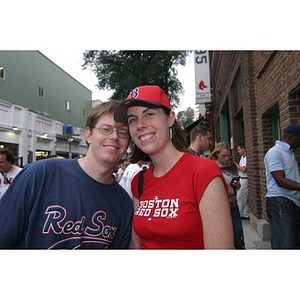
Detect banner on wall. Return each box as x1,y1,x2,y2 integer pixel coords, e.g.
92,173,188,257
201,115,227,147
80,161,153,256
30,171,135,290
194,51,211,104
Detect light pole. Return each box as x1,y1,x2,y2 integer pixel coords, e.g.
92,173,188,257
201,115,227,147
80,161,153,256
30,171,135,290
67,136,73,159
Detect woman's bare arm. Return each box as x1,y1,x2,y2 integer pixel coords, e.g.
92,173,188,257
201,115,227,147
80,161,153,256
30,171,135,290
199,176,234,249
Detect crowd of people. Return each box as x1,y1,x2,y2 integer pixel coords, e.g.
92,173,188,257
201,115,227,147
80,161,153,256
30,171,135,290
1,84,300,250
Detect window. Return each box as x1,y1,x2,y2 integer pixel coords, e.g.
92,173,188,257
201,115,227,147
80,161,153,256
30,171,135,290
232,68,242,113
263,104,280,146
65,101,71,111
38,86,45,98
0,66,5,80
220,98,230,143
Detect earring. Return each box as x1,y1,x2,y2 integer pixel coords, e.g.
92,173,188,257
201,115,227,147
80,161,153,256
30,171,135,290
169,127,173,139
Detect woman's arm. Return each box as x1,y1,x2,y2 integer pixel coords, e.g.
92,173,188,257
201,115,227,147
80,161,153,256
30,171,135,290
199,176,234,249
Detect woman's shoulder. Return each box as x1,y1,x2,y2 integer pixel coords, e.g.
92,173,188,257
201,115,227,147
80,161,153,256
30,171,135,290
183,153,219,170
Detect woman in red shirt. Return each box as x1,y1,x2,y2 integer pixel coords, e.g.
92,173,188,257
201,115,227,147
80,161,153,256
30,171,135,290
114,85,233,249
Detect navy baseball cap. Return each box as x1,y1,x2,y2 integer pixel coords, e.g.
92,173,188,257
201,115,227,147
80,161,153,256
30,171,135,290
114,85,171,123
283,124,300,135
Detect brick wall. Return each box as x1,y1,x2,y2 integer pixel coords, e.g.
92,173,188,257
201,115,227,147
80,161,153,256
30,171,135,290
210,50,300,221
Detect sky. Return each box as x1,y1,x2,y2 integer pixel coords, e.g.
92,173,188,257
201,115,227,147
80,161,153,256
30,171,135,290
41,50,202,114
3,2,297,118
2,2,298,297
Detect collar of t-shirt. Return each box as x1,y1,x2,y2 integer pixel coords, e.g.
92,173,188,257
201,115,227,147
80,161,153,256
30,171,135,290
189,148,199,157
275,140,291,152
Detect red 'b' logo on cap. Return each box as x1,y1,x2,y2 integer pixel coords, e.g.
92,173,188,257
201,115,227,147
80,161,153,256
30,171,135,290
129,88,139,99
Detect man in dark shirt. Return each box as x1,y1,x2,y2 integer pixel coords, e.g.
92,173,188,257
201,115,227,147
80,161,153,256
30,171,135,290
0,100,133,249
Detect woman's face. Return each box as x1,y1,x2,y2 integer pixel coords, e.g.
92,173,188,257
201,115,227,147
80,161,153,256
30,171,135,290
126,106,174,157
217,149,231,166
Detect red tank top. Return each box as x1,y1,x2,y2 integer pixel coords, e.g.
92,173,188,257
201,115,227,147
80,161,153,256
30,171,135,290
131,153,225,249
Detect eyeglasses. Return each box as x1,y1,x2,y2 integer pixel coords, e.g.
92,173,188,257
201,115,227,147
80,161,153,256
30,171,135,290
94,125,129,139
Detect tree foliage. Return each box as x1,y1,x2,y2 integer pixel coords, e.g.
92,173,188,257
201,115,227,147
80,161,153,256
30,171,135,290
177,107,196,129
82,50,190,109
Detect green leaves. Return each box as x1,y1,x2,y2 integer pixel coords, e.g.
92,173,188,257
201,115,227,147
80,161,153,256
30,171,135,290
177,107,196,128
82,50,190,109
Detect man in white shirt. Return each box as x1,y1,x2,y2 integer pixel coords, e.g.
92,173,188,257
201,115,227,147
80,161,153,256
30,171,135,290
119,160,143,199
0,149,22,200
235,144,249,219
264,124,300,249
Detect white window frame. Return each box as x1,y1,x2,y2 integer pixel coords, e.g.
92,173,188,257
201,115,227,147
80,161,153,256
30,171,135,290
0,66,5,80
65,101,71,111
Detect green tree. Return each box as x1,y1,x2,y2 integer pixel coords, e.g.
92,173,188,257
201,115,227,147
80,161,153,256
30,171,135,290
177,107,196,129
82,50,190,109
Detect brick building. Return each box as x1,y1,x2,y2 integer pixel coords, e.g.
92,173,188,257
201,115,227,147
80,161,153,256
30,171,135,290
209,51,300,239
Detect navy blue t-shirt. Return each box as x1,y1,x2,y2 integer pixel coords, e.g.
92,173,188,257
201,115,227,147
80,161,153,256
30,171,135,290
0,158,133,249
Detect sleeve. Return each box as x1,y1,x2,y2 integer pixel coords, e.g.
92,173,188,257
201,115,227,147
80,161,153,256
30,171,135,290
243,156,247,167
192,158,228,205
0,167,34,248
265,150,284,173
109,190,133,249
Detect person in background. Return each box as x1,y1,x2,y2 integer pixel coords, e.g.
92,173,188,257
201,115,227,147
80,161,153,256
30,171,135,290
117,161,131,182
209,142,245,249
114,85,233,249
235,144,249,219
0,149,22,200
0,100,133,249
119,160,144,199
264,124,300,249
114,161,126,182
189,124,213,157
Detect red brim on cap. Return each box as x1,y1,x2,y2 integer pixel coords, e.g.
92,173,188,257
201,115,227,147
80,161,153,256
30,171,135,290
114,99,167,124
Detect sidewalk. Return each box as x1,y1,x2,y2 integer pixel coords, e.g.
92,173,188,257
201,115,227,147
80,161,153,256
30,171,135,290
242,219,271,249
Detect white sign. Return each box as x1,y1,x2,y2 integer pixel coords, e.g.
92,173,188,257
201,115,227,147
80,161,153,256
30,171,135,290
194,51,211,104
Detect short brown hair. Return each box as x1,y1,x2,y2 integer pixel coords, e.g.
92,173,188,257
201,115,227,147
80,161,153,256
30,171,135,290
85,100,129,146
85,100,123,129
0,149,15,164
190,125,211,143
